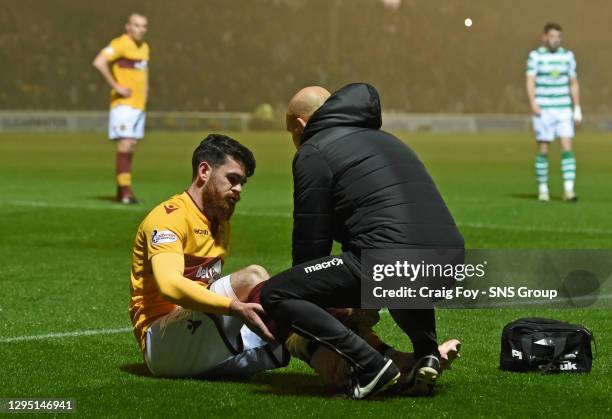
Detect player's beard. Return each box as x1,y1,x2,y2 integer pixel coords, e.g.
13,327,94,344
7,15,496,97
201,179,237,223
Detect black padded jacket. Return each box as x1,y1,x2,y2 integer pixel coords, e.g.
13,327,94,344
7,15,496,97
291,83,464,266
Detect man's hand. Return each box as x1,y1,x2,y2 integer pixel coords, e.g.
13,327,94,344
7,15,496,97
573,105,582,126
530,99,541,116
114,85,132,98
229,299,275,342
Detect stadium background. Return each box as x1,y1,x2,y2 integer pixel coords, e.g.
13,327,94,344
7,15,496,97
1,1,611,417
1,0,608,114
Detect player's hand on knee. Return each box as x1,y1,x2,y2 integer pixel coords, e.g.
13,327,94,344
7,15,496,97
229,300,275,342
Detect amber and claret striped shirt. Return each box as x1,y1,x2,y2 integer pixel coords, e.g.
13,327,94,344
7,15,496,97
101,34,149,110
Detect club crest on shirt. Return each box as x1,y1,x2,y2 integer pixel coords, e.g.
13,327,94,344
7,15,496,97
151,229,177,245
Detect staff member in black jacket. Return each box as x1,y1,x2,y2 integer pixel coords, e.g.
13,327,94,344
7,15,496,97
260,83,464,399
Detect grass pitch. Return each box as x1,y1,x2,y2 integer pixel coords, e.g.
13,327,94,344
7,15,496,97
0,131,611,418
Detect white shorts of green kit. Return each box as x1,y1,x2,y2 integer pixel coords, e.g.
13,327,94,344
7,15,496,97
144,275,287,378
108,105,146,140
532,107,574,142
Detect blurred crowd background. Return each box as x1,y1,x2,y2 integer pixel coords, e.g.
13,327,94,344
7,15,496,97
1,0,607,114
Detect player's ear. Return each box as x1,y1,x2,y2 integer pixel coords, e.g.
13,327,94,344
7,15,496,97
296,117,307,132
197,161,213,183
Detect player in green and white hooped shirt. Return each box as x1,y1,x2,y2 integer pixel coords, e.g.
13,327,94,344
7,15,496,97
526,22,581,202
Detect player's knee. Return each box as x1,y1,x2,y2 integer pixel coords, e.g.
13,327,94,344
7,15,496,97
244,264,269,284
117,139,137,153
231,265,269,301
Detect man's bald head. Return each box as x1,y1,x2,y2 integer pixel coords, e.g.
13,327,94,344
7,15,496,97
287,86,331,120
286,86,330,148
125,13,148,43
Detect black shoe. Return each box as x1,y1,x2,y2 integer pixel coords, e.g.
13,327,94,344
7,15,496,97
349,357,400,400
564,192,578,203
398,354,441,396
120,196,140,205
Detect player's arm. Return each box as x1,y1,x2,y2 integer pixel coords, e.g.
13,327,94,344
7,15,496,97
92,50,132,97
291,146,333,266
569,52,581,124
571,76,581,124
526,52,540,115
151,252,274,341
526,75,540,115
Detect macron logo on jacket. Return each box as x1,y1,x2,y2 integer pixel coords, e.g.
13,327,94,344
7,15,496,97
304,258,344,274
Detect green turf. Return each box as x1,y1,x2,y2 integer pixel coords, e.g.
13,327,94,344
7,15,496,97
0,131,611,418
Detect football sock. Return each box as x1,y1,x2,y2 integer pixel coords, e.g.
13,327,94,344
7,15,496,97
388,309,440,358
561,150,576,193
116,152,134,198
535,153,549,188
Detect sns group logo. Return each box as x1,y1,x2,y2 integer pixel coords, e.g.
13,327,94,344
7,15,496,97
151,229,178,245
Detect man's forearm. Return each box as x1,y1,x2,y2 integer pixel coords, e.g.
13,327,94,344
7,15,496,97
151,253,232,315
162,276,232,315
93,56,119,90
571,79,581,107
526,77,537,104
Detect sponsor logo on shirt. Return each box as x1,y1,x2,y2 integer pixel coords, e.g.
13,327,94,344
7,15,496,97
183,256,223,282
117,58,148,70
151,229,177,244
193,228,209,235
195,259,222,281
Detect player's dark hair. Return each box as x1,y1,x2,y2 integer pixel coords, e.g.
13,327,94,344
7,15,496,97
544,22,562,33
191,134,256,179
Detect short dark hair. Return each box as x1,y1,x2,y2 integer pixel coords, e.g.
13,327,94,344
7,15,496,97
191,134,256,179
544,22,562,33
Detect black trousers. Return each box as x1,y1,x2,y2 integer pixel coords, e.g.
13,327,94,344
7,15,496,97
260,252,440,372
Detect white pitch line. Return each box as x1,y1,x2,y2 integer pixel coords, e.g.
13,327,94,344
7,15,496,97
0,199,144,212
0,327,132,343
457,221,612,236
3,292,610,344
1,199,611,235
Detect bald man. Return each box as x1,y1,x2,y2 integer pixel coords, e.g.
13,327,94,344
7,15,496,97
260,83,464,399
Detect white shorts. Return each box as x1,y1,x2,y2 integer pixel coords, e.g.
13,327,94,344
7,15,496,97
532,108,574,142
144,275,288,378
108,105,146,140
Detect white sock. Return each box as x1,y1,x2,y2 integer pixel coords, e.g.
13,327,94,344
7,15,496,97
539,183,549,195
564,180,575,194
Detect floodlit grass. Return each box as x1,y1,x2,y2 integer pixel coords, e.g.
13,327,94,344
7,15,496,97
0,131,610,417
